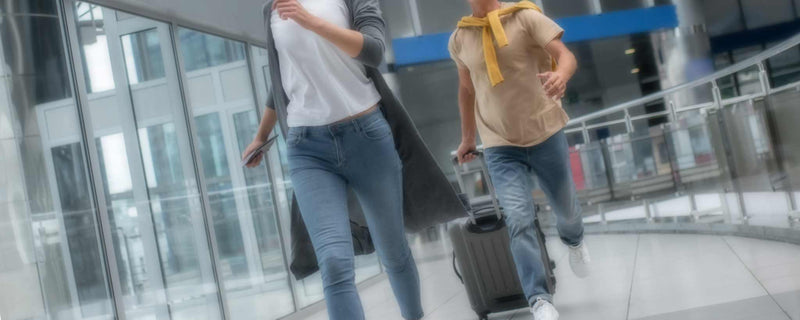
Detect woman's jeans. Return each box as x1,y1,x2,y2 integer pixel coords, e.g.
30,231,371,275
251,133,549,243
484,131,584,305
287,109,423,320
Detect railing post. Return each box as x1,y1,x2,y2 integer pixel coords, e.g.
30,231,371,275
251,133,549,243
669,100,678,122
719,192,731,223
625,109,633,133
757,62,771,95
737,192,750,223
581,122,590,144
712,80,723,109
599,140,616,200
598,203,607,225
785,191,800,224
689,193,699,221
643,199,653,223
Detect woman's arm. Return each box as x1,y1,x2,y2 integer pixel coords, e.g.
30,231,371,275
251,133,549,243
272,0,373,61
242,107,278,168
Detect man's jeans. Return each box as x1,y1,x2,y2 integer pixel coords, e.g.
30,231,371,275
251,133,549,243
484,130,584,305
287,109,423,320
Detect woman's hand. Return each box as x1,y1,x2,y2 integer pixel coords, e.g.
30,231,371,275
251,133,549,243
273,0,322,30
242,138,266,168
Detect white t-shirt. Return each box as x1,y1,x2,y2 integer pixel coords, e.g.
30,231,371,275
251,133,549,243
271,0,382,127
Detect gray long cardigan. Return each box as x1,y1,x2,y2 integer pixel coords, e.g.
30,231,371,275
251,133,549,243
262,0,467,279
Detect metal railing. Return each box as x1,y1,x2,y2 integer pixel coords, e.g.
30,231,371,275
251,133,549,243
565,32,800,143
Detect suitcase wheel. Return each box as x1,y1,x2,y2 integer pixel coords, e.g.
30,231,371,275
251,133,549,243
478,312,489,320
550,259,556,270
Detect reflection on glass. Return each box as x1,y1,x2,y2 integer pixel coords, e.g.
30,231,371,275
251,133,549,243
767,45,800,87
52,143,114,318
122,28,165,84
74,2,115,93
73,2,221,318
0,0,113,318
178,28,245,72
195,112,249,280
179,29,295,319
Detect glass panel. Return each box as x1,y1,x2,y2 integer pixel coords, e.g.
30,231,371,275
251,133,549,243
71,3,222,319
0,2,113,319
74,2,115,93
767,45,800,88
714,53,738,99
177,29,246,72
121,28,165,84
732,47,764,96
178,29,295,318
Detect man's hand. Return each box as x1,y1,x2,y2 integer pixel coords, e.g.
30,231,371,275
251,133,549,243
537,71,567,100
273,0,321,30
456,140,478,164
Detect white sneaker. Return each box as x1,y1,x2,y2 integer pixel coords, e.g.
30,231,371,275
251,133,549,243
568,241,591,278
531,299,559,320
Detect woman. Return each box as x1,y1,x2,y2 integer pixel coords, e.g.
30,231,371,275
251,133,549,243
243,0,465,319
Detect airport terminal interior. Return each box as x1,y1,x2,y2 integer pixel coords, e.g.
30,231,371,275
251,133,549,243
1,0,800,319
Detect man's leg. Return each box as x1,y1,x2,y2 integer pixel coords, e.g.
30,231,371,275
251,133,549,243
526,131,583,246
527,131,590,278
485,146,553,304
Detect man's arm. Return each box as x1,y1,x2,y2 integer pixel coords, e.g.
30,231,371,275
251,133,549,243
456,66,479,164
538,39,578,100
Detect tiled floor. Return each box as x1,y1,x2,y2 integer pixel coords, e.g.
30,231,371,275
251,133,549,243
297,234,800,320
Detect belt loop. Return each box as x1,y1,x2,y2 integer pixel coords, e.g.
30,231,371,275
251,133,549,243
352,117,362,133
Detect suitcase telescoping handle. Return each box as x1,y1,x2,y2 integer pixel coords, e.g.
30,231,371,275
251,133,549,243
452,151,503,223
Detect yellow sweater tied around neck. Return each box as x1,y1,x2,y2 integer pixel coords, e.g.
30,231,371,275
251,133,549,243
457,1,556,87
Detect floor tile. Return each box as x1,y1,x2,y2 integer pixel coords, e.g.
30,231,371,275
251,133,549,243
772,290,800,320
293,234,800,320
629,294,789,320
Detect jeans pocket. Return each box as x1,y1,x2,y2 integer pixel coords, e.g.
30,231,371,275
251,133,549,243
360,117,392,140
287,128,304,146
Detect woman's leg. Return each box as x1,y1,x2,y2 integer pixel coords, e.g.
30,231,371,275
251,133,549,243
344,114,423,320
289,132,364,320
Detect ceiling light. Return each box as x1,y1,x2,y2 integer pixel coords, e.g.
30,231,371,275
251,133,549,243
625,48,636,55
631,68,640,74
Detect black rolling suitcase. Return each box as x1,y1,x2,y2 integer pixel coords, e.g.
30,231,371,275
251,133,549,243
449,151,556,320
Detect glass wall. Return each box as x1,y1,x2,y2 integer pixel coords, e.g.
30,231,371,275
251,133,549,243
69,2,221,319
0,0,386,319
174,27,293,319
0,0,400,320
0,1,114,319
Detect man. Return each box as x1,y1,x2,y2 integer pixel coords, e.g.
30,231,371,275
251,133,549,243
449,1,591,319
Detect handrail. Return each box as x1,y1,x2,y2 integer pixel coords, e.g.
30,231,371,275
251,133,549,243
567,32,800,126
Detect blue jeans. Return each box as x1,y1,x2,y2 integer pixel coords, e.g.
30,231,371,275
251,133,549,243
287,109,423,320
484,131,584,305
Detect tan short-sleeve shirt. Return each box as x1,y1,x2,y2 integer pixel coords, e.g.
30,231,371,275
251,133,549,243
449,3,569,148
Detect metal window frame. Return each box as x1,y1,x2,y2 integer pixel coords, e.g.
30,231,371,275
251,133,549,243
58,0,127,318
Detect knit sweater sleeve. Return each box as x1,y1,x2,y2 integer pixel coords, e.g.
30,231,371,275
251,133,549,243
349,0,387,68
